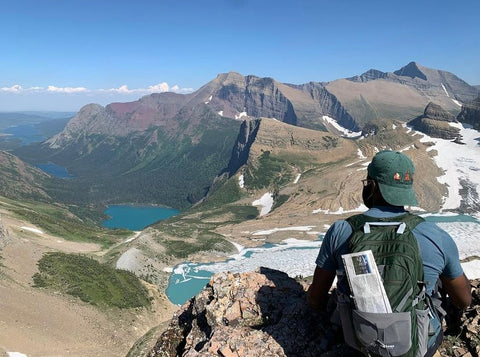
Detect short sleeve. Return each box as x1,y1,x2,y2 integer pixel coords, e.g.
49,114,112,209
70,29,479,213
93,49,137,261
315,220,352,272
413,221,464,286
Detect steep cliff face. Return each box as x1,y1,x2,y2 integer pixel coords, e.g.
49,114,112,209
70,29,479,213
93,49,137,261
457,97,480,130
146,269,480,357
225,119,261,176
409,102,461,140
298,82,359,132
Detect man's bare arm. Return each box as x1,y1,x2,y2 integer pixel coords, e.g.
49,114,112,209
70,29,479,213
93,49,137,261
307,266,336,310
440,273,472,310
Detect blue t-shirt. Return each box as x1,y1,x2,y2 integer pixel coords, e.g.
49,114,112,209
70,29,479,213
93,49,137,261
315,206,464,294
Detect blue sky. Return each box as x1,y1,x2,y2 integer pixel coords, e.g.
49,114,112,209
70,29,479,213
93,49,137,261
1,0,479,111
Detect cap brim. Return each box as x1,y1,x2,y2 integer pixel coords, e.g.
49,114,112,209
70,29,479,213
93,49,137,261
378,182,418,207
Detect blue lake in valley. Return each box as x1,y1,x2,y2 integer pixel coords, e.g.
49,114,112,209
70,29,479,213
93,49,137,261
35,162,75,178
102,205,180,231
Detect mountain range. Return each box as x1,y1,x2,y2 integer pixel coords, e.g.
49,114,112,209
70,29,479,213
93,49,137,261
13,61,479,211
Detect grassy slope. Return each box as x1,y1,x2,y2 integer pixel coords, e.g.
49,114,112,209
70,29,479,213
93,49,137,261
33,252,151,309
0,196,129,248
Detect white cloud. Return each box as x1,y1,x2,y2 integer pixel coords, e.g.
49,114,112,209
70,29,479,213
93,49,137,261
1,84,24,92
1,82,193,95
47,85,88,93
0,82,195,111
148,82,170,92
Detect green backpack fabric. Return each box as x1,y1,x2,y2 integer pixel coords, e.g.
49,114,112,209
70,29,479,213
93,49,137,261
337,213,430,357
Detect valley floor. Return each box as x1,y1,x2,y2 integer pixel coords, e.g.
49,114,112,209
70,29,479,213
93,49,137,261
0,210,177,357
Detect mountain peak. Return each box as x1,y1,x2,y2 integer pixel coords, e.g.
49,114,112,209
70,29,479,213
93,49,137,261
347,68,388,82
215,71,245,84
394,61,427,81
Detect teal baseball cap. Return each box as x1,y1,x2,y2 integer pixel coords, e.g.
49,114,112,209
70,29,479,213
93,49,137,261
367,150,418,206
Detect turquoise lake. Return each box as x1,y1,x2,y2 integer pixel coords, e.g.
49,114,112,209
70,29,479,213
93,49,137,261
103,205,180,231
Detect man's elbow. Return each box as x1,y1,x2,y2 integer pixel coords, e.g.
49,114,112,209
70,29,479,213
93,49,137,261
441,274,472,310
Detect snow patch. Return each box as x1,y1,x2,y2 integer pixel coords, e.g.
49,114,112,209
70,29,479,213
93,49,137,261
204,95,213,104
418,123,480,211
124,231,142,243
8,353,28,357
252,193,274,216
229,240,245,252
252,226,316,236
321,115,362,138
462,259,480,280
441,83,450,97
217,110,224,116
235,111,248,120
238,174,244,188
312,204,368,215
400,144,416,152
452,99,462,107
357,148,366,159
20,226,43,235
293,173,301,184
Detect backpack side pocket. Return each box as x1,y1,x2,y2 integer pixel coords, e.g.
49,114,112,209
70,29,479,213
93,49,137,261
415,308,430,356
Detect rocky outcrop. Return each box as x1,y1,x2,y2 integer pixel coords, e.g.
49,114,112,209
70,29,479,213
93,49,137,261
457,97,480,130
423,102,457,122
409,102,461,140
298,82,359,132
148,268,343,357
147,268,480,357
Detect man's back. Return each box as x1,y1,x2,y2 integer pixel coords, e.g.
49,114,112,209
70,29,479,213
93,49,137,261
315,206,464,295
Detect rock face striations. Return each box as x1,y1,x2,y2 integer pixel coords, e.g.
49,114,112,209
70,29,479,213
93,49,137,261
147,268,480,357
409,102,461,141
